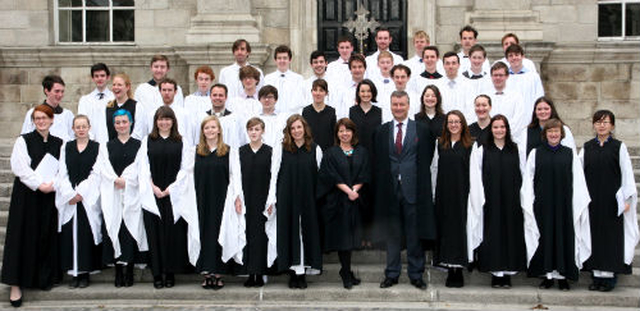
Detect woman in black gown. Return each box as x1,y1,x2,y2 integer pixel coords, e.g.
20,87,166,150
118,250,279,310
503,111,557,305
139,106,196,289
302,79,336,151
2,104,63,307
521,118,591,291
56,115,102,289
468,95,492,146
99,109,147,288
194,115,242,290
468,115,526,288
414,84,445,139
518,97,576,158
239,117,272,287
580,110,638,291
317,118,370,289
267,114,323,289
348,79,380,248
433,110,474,288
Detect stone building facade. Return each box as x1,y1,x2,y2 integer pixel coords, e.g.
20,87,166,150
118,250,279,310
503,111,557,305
0,0,638,144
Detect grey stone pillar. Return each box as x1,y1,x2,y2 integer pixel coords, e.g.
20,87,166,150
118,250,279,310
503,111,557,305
186,0,260,44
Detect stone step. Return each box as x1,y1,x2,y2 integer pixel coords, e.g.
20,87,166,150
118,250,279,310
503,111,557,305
4,282,639,309
0,184,11,198
632,156,640,169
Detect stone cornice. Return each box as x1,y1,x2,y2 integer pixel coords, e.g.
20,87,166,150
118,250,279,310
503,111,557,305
0,44,272,67
546,42,640,64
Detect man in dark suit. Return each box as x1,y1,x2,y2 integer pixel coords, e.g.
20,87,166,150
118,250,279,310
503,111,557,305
372,90,435,290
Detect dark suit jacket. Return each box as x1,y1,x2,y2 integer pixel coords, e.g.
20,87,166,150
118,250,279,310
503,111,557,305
372,119,436,243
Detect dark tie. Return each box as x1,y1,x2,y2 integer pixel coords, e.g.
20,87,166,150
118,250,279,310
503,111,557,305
395,123,403,154
98,92,104,100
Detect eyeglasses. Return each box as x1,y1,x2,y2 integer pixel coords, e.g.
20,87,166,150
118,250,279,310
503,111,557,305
594,120,611,125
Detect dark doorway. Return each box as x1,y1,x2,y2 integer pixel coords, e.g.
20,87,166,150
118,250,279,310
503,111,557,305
318,0,408,62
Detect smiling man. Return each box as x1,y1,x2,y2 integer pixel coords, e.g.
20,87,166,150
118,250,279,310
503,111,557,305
264,45,305,116
78,63,114,117
219,39,265,100
365,27,405,80
21,75,75,141
134,55,184,113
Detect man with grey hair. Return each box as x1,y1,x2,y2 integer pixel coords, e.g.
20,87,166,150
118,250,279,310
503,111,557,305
372,91,436,290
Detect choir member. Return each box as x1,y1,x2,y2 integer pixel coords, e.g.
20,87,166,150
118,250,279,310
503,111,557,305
337,54,367,120
134,54,184,111
239,117,273,287
99,109,148,288
481,62,527,139
365,27,404,80
2,104,63,307
432,110,475,288
77,63,114,118
438,52,475,122
348,80,381,247
255,86,288,148
457,25,491,74
196,84,244,148
414,46,443,94
317,118,370,289
370,51,396,112
303,50,341,109
496,33,537,73
138,106,200,289
403,31,444,81
183,65,215,116
461,45,492,96
468,95,492,146
264,45,306,115
55,115,102,288
580,110,639,291
266,114,323,289
518,96,576,159
226,66,262,118
90,73,147,143
218,39,265,100
326,36,354,87
468,115,526,288
302,79,337,151
521,118,591,291
505,44,544,115
21,75,75,141
414,84,445,139
194,115,243,290
156,78,195,146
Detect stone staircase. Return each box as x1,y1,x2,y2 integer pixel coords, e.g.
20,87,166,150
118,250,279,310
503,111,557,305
0,140,638,310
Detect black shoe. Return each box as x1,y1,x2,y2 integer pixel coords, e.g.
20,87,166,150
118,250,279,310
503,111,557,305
78,274,90,289
254,274,264,287
114,264,124,288
445,268,455,288
589,277,602,291
502,275,512,289
124,264,134,287
153,276,164,289
244,275,256,288
350,271,361,286
9,297,22,308
410,278,427,290
202,276,214,289
288,272,298,289
164,273,175,288
558,279,570,291
491,276,501,288
599,278,615,292
379,277,398,288
447,268,464,288
538,279,554,289
339,270,353,289
298,275,307,289
69,277,79,289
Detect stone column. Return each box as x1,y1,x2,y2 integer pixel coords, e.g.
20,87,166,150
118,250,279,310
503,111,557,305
186,0,260,44
289,0,317,75
466,0,542,42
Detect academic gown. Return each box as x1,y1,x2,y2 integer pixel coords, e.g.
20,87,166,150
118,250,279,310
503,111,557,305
433,141,473,266
415,113,445,141
468,122,490,146
317,146,370,252
521,145,591,281
142,137,193,276
371,121,436,246
348,105,381,242
99,138,148,265
239,144,272,274
468,143,527,273
268,143,323,273
194,145,244,274
518,125,576,165
1,131,63,289
56,140,103,275
302,105,337,152
580,138,638,274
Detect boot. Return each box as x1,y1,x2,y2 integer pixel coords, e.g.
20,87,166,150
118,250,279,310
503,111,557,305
339,269,353,289
114,264,124,288
124,264,134,287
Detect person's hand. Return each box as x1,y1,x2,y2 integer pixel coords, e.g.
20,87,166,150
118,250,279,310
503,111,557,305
38,182,54,193
68,193,83,205
624,202,630,213
114,177,126,189
347,190,359,201
267,204,274,216
235,197,242,214
152,185,165,198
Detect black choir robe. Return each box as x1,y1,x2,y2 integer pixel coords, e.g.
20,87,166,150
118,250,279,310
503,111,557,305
302,105,337,151
371,121,436,246
239,144,272,274
1,131,63,289
275,144,323,273
106,99,138,141
60,140,102,274
102,137,146,265
469,122,489,146
317,145,370,252
434,141,473,266
582,138,632,274
415,112,445,139
143,137,192,276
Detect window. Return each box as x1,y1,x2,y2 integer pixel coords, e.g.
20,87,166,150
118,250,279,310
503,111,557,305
598,0,640,40
55,0,135,44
